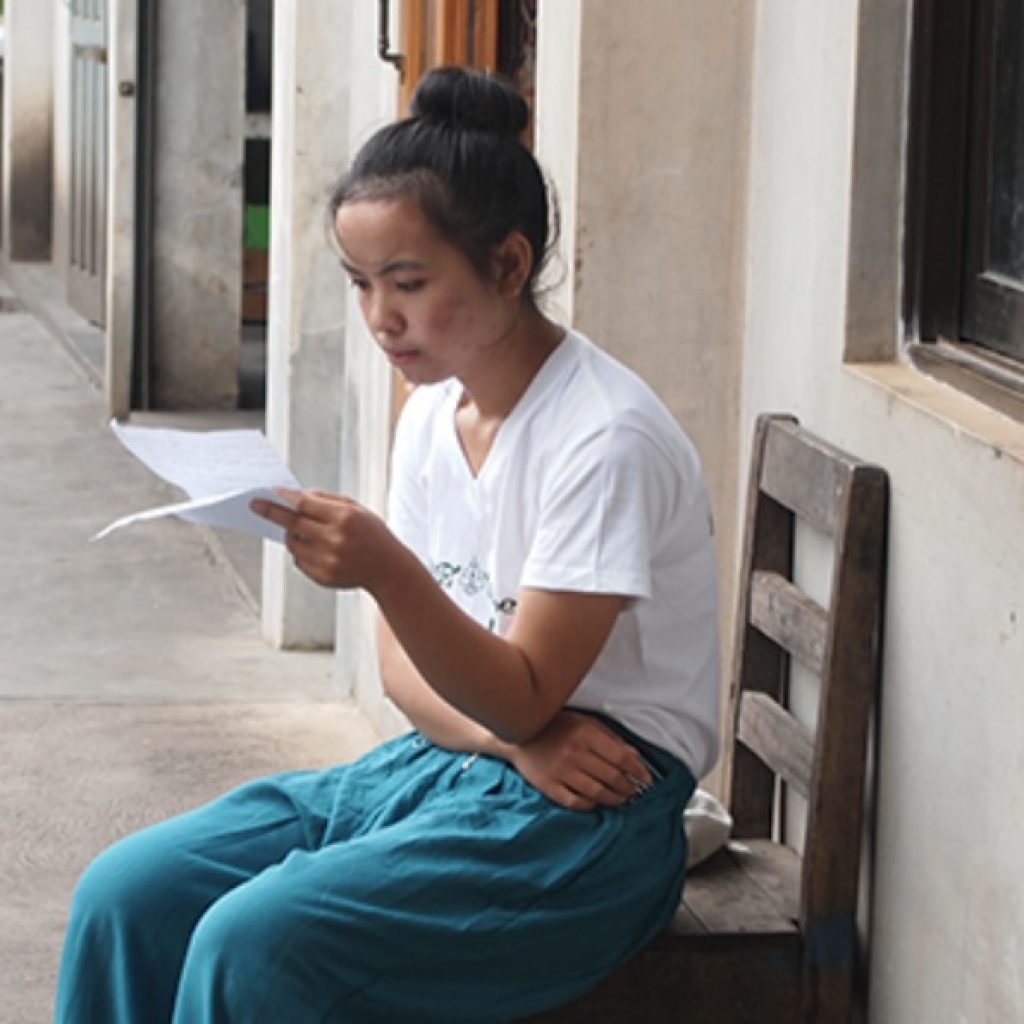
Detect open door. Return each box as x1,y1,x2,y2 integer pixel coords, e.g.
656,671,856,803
399,0,500,111
68,0,109,327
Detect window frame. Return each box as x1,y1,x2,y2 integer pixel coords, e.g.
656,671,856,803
905,0,1024,415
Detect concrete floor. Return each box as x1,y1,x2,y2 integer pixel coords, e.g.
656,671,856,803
0,273,379,1023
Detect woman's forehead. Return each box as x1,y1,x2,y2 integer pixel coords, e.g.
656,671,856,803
334,197,443,269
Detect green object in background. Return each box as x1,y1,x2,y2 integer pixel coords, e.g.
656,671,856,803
245,205,269,251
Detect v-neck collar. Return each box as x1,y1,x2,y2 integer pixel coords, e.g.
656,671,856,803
446,331,578,484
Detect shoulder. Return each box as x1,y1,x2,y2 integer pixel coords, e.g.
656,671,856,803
396,380,452,427
389,382,458,486
542,332,704,486
393,382,454,447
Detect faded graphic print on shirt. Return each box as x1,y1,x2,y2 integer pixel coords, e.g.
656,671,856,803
432,558,517,633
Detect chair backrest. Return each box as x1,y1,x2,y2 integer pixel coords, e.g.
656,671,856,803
727,415,888,992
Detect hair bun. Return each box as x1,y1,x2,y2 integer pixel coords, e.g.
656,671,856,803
411,66,528,139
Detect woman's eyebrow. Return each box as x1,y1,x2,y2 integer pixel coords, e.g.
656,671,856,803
340,258,428,277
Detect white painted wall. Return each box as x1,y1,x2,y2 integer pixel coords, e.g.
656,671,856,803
744,0,1024,1019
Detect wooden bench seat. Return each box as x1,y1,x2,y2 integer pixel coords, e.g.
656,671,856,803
525,414,889,1024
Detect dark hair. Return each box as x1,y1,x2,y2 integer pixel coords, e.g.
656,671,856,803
330,67,553,301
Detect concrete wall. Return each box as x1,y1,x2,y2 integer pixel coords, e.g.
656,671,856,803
148,0,244,408
743,0,1024,1019
536,0,754,793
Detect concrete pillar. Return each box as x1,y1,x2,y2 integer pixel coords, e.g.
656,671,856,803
260,0,356,650
148,0,244,408
2,0,55,260
263,0,401,738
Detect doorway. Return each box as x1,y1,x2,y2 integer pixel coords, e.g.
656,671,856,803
67,0,108,327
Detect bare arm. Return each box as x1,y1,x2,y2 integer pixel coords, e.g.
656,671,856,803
378,611,654,811
254,489,623,742
252,489,654,807
376,613,508,756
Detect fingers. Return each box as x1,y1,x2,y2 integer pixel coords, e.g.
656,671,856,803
250,495,325,580
559,712,654,794
552,761,653,811
250,495,300,529
567,761,642,806
549,744,653,808
287,489,355,523
272,487,303,506
553,789,598,813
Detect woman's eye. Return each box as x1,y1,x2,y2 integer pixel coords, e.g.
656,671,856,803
348,277,369,292
396,279,426,294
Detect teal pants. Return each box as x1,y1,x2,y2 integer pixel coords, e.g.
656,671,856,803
55,728,695,1023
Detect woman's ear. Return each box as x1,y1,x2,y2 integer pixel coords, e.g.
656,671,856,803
490,232,534,299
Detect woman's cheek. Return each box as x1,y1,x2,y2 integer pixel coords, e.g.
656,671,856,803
424,294,470,335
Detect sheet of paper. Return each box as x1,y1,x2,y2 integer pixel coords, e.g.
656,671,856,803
93,421,302,544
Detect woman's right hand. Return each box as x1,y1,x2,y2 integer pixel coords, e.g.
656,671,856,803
251,489,404,593
507,710,653,812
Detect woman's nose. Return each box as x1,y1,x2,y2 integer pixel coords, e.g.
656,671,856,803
366,290,400,337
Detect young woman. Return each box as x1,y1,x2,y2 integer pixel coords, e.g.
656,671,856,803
55,67,720,1023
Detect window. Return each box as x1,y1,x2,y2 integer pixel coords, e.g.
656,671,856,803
906,0,1024,411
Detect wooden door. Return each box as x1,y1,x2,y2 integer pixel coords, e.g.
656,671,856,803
68,0,109,327
399,0,500,112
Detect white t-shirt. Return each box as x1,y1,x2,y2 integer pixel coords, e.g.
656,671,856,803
387,329,720,779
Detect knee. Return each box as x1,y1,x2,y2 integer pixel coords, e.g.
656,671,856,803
175,884,287,1017
69,829,179,935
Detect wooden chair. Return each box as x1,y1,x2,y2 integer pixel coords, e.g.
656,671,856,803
526,414,889,1024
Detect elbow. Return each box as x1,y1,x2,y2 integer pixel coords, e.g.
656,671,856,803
380,666,403,706
485,653,561,743
486,706,555,746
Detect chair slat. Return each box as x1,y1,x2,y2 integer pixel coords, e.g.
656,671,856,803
737,692,814,799
749,570,828,675
760,420,852,535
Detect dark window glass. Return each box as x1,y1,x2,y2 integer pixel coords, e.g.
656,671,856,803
985,1,1024,281
908,0,1024,365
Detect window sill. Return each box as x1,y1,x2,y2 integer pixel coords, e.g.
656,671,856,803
843,358,1024,469
907,340,1024,424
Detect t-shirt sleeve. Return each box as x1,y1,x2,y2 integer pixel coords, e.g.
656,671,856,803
386,389,432,561
522,422,680,600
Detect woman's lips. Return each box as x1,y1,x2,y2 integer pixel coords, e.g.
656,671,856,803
384,348,418,366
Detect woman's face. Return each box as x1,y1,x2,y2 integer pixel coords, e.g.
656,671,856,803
334,196,521,387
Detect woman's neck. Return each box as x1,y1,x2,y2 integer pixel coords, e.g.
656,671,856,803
452,305,564,477
458,304,565,423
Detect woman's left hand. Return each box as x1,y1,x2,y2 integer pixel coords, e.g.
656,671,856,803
507,710,653,812
251,489,400,591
